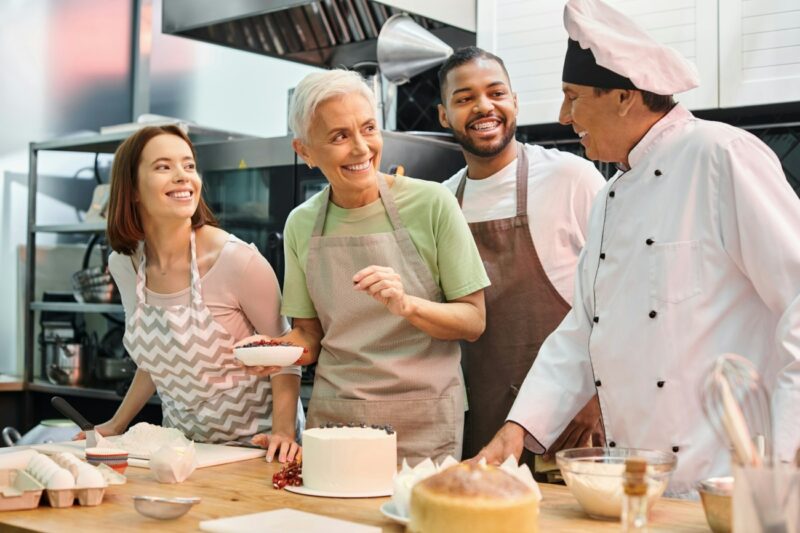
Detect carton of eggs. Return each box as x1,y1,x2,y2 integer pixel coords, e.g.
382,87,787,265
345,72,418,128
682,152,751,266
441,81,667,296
24,452,108,508
26,454,74,490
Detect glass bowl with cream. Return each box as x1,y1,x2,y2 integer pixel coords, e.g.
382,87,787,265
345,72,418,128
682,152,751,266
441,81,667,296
555,447,677,520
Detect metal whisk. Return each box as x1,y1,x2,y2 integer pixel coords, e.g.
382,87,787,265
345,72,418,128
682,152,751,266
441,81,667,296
701,353,772,467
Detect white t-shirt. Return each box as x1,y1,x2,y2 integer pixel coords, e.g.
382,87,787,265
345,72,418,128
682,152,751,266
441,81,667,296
441,143,605,304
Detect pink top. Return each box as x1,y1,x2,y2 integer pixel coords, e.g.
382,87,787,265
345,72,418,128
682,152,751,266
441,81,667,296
109,234,300,376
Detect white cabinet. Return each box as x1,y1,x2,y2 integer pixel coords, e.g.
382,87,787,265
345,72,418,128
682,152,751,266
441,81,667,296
477,0,719,125
378,0,476,31
719,0,800,107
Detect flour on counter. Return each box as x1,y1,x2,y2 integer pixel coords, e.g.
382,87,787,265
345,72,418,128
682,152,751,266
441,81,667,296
116,423,190,456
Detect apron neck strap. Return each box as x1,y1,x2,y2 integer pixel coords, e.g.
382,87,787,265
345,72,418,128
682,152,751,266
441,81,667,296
514,142,529,217
188,230,202,303
135,241,147,303
375,173,403,231
134,230,201,304
311,174,403,237
454,141,529,217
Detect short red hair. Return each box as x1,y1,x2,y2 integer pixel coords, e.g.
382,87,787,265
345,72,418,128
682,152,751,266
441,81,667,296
106,126,218,255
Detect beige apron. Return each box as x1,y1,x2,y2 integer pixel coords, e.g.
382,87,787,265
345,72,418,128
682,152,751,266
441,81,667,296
455,144,571,459
305,174,464,464
124,231,275,443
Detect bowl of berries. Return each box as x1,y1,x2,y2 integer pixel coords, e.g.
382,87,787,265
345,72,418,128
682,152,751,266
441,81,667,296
233,338,304,367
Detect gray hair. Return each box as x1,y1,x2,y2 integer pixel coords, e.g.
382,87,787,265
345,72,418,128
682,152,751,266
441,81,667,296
288,69,378,142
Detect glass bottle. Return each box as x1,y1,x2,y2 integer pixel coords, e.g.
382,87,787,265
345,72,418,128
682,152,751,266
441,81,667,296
621,457,649,532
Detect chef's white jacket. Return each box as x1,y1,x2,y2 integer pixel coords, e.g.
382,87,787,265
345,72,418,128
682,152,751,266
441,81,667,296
507,104,800,495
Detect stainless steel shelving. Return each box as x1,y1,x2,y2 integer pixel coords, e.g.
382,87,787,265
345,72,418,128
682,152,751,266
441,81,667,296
28,379,160,404
29,302,124,313
33,222,107,234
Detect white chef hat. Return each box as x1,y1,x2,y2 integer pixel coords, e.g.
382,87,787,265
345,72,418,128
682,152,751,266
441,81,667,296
562,0,699,95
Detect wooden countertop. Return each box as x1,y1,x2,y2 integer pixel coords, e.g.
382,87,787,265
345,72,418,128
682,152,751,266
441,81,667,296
0,375,24,392
0,459,710,532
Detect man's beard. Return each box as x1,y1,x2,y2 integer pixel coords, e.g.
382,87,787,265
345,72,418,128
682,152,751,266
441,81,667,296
452,117,517,158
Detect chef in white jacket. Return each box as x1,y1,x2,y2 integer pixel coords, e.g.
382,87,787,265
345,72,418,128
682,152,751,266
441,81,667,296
477,0,800,495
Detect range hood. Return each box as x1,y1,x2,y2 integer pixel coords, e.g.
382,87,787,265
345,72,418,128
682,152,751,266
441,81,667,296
162,0,475,69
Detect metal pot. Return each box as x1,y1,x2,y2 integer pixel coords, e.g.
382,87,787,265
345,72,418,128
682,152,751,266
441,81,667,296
45,336,86,386
2,419,79,446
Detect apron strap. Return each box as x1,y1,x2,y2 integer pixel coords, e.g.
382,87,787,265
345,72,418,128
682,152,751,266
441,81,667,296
454,169,467,208
311,186,332,238
515,142,529,217
133,230,201,306
189,230,202,305
310,174,404,237
454,142,529,217
134,241,147,304
375,173,403,232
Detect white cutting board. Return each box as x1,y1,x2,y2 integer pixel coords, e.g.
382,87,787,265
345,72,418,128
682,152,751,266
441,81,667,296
199,509,380,533
30,439,265,469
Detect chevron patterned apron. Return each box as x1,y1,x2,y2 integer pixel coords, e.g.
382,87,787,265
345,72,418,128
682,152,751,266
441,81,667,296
123,231,274,443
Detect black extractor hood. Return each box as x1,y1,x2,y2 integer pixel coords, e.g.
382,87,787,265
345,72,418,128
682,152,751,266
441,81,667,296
162,0,475,69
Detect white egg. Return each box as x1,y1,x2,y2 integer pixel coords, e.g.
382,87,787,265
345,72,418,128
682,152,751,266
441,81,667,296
76,465,105,488
46,469,75,490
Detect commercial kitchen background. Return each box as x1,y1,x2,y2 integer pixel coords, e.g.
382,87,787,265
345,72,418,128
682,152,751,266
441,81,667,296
1,0,799,434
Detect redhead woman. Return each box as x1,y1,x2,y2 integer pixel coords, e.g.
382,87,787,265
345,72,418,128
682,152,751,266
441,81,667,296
239,71,489,463
82,125,301,462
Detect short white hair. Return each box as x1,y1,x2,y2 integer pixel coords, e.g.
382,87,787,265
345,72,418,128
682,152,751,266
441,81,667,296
288,69,377,141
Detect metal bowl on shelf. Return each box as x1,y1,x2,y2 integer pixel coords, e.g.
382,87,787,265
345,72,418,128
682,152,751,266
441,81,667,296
133,495,200,520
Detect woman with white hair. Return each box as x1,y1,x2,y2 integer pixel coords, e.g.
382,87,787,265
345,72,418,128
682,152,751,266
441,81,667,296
239,69,489,463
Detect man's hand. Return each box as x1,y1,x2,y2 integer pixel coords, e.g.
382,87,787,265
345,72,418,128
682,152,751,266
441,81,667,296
543,394,604,461
471,422,526,465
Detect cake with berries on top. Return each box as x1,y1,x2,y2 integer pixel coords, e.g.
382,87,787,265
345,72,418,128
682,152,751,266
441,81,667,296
301,423,397,494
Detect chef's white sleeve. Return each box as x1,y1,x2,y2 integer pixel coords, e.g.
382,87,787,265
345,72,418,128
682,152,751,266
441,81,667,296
506,244,598,453
719,135,800,462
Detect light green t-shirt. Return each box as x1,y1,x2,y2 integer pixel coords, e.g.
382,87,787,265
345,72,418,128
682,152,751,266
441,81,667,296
281,174,490,319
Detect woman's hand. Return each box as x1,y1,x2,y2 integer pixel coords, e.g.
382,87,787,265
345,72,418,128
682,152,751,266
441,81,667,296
234,359,283,377
234,334,294,377
353,265,413,317
251,432,301,463
72,420,124,441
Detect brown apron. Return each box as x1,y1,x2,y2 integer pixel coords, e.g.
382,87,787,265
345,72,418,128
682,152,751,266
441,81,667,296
455,143,571,458
304,174,464,465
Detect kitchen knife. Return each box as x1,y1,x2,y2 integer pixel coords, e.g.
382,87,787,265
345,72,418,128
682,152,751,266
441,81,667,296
50,396,97,448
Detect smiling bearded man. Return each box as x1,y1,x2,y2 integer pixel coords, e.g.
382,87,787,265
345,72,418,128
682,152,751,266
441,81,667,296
438,47,606,471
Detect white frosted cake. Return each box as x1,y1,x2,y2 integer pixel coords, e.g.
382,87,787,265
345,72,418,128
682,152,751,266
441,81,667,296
302,424,397,494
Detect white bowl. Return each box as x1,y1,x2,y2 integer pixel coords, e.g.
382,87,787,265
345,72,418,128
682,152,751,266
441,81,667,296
556,447,677,520
233,344,303,366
